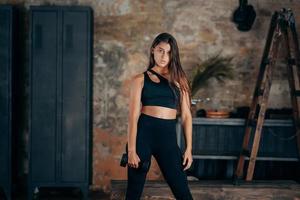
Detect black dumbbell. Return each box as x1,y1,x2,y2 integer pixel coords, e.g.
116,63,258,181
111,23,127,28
120,143,150,172
120,153,150,172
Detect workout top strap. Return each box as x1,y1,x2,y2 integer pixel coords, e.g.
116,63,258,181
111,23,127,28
147,68,168,82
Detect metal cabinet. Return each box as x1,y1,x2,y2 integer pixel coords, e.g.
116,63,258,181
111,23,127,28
0,5,15,200
28,6,92,199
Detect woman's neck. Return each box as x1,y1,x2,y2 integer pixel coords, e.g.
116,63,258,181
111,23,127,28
152,66,169,75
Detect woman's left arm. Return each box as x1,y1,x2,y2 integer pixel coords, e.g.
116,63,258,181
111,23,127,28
180,88,193,171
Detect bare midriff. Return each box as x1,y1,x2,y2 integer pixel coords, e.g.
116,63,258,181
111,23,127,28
141,105,177,119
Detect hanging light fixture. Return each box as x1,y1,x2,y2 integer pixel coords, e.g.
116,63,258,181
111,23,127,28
232,0,256,31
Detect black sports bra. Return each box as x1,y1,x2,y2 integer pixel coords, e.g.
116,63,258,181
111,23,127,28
141,68,180,109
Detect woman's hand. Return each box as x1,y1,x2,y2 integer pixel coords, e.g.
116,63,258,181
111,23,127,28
128,151,141,169
182,149,193,171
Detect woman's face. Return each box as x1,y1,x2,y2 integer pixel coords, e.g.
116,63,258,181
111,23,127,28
152,42,171,68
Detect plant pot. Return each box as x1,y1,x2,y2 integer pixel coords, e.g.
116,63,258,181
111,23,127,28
206,109,230,118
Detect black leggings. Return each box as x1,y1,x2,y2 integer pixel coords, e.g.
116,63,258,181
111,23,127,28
125,113,193,200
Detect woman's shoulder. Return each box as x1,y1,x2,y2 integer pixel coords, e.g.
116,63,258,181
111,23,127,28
131,72,144,81
130,72,145,87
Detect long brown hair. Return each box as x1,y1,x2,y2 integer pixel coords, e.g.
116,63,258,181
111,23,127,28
147,32,192,113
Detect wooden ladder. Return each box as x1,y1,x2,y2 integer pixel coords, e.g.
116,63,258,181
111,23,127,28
234,8,300,182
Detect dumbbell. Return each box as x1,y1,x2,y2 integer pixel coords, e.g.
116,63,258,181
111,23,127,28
120,153,150,172
120,143,150,172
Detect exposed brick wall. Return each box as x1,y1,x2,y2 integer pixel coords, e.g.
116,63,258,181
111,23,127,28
2,0,300,193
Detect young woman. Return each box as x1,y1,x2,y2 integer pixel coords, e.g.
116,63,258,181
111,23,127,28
126,32,194,200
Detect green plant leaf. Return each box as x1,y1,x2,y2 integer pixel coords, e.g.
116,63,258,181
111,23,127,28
191,53,235,97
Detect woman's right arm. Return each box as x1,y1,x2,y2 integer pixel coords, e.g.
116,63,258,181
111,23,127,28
127,73,144,168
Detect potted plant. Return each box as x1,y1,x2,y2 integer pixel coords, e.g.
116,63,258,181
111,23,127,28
190,53,235,118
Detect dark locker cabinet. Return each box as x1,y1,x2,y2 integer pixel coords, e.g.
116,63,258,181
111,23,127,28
28,6,92,199
0,5,16,200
